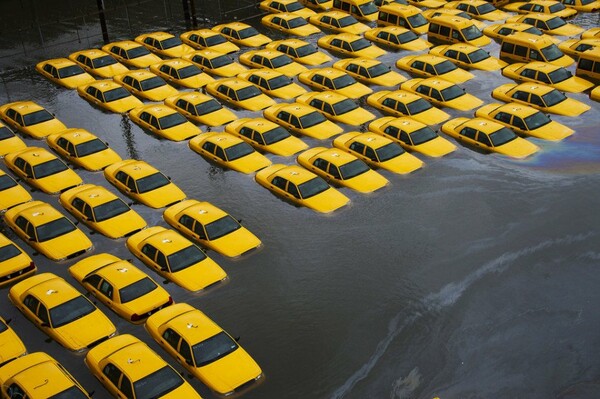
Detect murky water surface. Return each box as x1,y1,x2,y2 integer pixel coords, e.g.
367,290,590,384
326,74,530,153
0,2,599,398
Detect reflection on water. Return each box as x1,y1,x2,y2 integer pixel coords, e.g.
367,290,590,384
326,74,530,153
120,113,139,159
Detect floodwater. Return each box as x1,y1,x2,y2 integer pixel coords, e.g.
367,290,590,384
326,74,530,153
1,2,600,399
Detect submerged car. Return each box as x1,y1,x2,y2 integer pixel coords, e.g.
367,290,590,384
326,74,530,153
101,40,162,68
212,22,272,47
262,12,322,36
428,43,507,70
259,0,317,18
135,31,195,58
332,131,424,174
114,69,179,102
445,0,510,21
127,226,227,292
104,159,186,208
239,49,307,77
4,147,82,194
183,49,247,77
59,184,147,239
396,54,475,83
205,78,276,111
318,33,387,59
474,102,574,140
46,128,122,171
296,91,376,125
483,22,560,43
237,69,307,99
561,0,600,12
503,0,577,18
401,77,483,111
297,147,389,193
0,233,36,288
145,303,263,395
68,49,128,78
266,39,332,65
558,38,600,59
0,353,92,398
164,92,236,126
255,164,349,213
505,13,584,36
69,254,173,324
35,58,95,89
501,61,594,92
298,67,373,99
77,80,143,113
364,27,432,51
308,11,370,34
368,116,457,157
225,117,309,156
189,132,272,174
163,199,262,258
129,104,201,141
85,334,202,398
332,58,406,86
491,82,591,116
150,58,216,89
0,316,27,365
366,90,450,125
0,101,67,139
0,170,32,214
0,122,26,156
180,28,240,53
441,117,540,158
8,273,115,351
4,201,92,261
263,102,344,139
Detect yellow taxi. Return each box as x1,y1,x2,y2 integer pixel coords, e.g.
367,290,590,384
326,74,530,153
332,58,406,86
483,22,560,43
35,58,95,89
498,33,574,67
164,92,236,126
183,49,248,77
396,54,474,83
298,67,373,98
333,131,424,173
104,159,186,209
180,28,240,53
501,62,594,93
318,33,386,59
0,122,26,156
260,0,317,17
266,39,332,65
189,132,272,174
46,128,122,171
297,147,388,193
59,184,147,239
262,13,322,36
0,316,27,365
422,8,486,30
4,201,92,261
429,43,507,70
163,199,262,258
149,58,215,89
503,0,577,18
145,303,263,395
491,82,591,116
9,273,115,351
113,70,179,102
441,117,540,158
561,0,600,11
4,147,82,194
0,101,66,139
135,31,195,58
68,49,128,78
428,15,491,46
0,353,92,398
445,0,510,21
129,104,201,141
77,80,143,113
505,13,584,36
369,116,457,156
558,38,600,59
309,11,370,34
225,117,309,156
263,102,344,139
590,85,600,101
101,40,162,68
407,0,446,7
85,334,202,398
69,254,173,324
255,164,349,212
582,27,600,39
0,170,32,213
127,226,227,292
401,77,483,110
377,4,431,34
475,102,574,140
301,0,334,10
212,22,273,47
296,91,375,125
333,0,379,20
366,90,450,125
237,69,307,99
205,78,276,111
364,27,432,51
239,49,308,77
0,233,36,288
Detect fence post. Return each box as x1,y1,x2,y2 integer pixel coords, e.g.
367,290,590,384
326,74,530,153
189,0,198,28
182,0,191,30
97,0,109,43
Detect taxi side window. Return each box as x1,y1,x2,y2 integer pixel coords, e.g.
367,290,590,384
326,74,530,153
176,99,188,110
429,23,440,34
253,132,265,145
14,157,26,171
431,89,442,101
84,274,102,288
477,132,492,146
411,60,425,71
141,244,157,259
15,216,29,232
323,103,334,115
384,125,400,138
180,340,194,364
215,146,226,160
329,164,341,179
149,116,160,130
126,176,137,192
99,280,114,299
313,158,328,171
163,328,181,349
460,126,477,139
103,363,122,388
156,251,168,270
115,171,128,185
537,72,550,84
25,222,35,239
342,42,353,52
289,115,301,128
239,127,254,139
451,30,460,40
349,141,365,154
529,49,541,60
65,142,76,157
71,197,86,213
310,99,324,110
521,68,537,79
365,147,377,161
139,112,151,123
37,303,50,325
202,141,217,153
501,42,514,54
132,80,142,91
324,78,334,89
180,214,194,230
530,94,544,107
400,131,411,144
277,111,291,123
287,183,300,199
123,76,133,86
494,111,512,124
120,375,134,399
416,85,430,96
346,63,359,73
271,176,287,190
331,39,343,48
193,221,207,240
6,384,27,399
248,74,260,85
514,45,527,57
512,90,529,101
512,116,526,129
85,57,94,68
83,204,94,220
311,74,324,85
23,295,40,314
251,55,263,64
458,52,470,63
50,66,59,78
5,108,17,121
217,84,229,95
439,25,450,37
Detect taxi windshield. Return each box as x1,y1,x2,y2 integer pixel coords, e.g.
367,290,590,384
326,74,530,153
296,43,318,56
524,111,551,129
211,55,233,68
136,172,169,193
441,85,464,101
339,159,370,179
289,17,308,28
367,63,389,77
103,87,131,102
376,142,404,161
238,27,260,39
410,126,438,144
92,55,117,68
205,35,227,46
338,15,359,27
407,13,428,27
542,89,566,106
23,110,54,126
0,174,17,191
205,215,240,240
548,68,572,83
489,127,517,146
541,44,564,61
263,126,290,144
271,54,293,67
358,2,378,14
267,75,291,90
476,3,496,14
332,74,356,89
468,49,490,63
225,142,254,161
524,26,544,36
193,331,239,366
298,176,329,198
50,296,95,327
33,158,68,178
75,138,108,157
350,38,371,51
93,199,129,222
435,60,457,74
0,126,14,139
119,277,157,303
167,245,207,272
177,65,201,78
546,17,566,29
159,37,182,49
300,111,327,128
48,386,89,399
0,244,21,262
127,46,151,58
134,366,184,398
461,25,483,40
398,31,419,43
57,65,85,78
407,98,432,114
236,85,262,101
159,112,187,129
36,217,76,242
140,76,166,91
196,99,223,115
332,99,358,114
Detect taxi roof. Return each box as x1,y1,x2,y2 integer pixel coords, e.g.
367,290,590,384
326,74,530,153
240,68,285,80
142,229,193,255
10,201,64,226
202,132,245,148
170,91,213,104
409,54,451,65
27,275,81,308
108,40,145,50
135,104,178,117
188,48,228,59
348,132,395,149
53,128,98,144
314,148,357,164
16,147,59,164
274,165,320,185
503,31,554,46
214,21,253,30
94,261,147,286
138,31,175,40
268,38,310,49
430,15,478,28
461,117,506,133
417,77,457,89
518,61,562,72
339,57,382,68
71,49,112,59
518,12,562,21
154,58,194,68
328,32,363,41
317,10,358,19
235,118,281,132
43,58,80,68
495,102,540,117
117,160,162,179
268,12,306,20
384,116,428,131
440,43,481,53
511,82,555,94
382,90,423,103
119,70,158,80
311,67,347,78
10,355,76,397
87,80,126,92
66,185,118,207
165,308,222,343
375,26,413,34
278,102,320,116
108,341,165,379
245,49,286,58
3,100,46,114
305,90,349,103
180,201,229,225
379,3,421,14
215,78,255,89
183,28,221,38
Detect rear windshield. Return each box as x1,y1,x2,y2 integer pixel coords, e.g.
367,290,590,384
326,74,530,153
36,217,76,242
33,158,68,179
167,245,207,272
23,110,54,126
0,243,21,262
75,138,108,157
93,198,129,222
0,126,15,139
119,277,157,303
205,215,240,240
0,174,17,191
57,65,85,78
